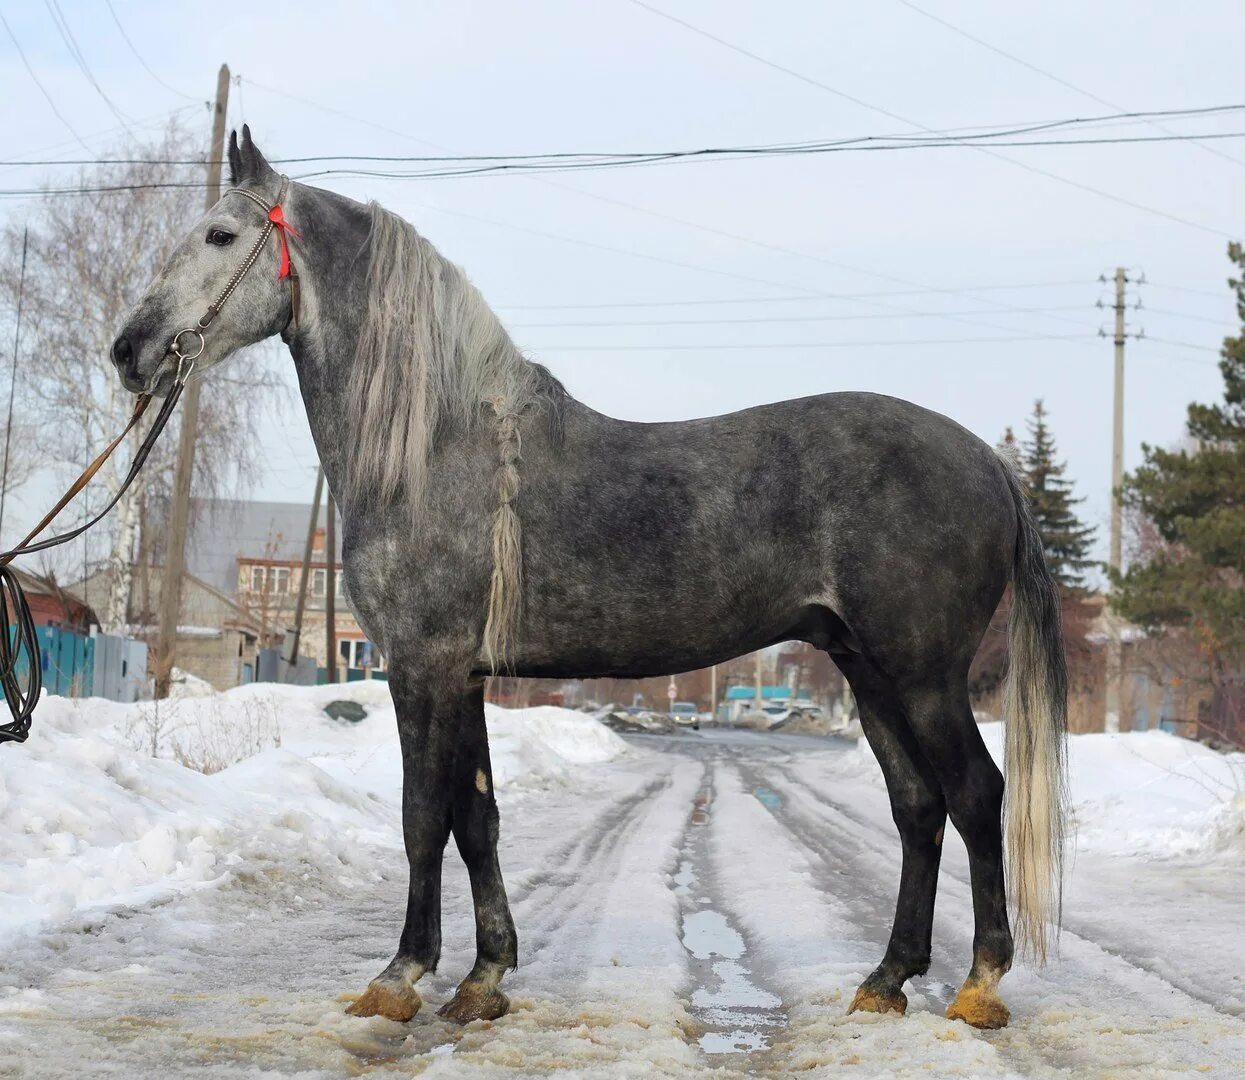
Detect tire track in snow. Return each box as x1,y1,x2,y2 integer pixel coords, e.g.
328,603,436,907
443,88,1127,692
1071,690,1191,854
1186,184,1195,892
751,756,1245,1078
669,770,787,1060
761,757,1242,1018
510,773,673,964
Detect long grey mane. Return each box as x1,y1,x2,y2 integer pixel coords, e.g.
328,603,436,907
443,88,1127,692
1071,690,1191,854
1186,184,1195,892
345,202,564,668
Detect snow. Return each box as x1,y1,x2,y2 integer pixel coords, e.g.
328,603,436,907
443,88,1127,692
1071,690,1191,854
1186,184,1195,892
850,721,1245,859
0,684,632,946
1,690,1244,1077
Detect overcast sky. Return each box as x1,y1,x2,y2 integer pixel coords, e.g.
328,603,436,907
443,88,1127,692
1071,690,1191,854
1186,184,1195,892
2,1,1242,571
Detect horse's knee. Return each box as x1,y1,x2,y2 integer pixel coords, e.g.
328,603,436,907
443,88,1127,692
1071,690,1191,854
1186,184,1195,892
890,783,946,849
945,758,1004,852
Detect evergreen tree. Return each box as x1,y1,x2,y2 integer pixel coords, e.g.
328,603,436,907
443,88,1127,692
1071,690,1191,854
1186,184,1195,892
1114,243,1245,677
1021,400,1097,588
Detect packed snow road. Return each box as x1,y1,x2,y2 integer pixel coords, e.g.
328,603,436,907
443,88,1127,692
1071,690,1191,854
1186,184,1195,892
2,693,1244,1078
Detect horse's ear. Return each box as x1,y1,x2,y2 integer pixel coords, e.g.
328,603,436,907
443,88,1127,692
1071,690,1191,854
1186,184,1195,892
236,123,276,184
227,129,242,186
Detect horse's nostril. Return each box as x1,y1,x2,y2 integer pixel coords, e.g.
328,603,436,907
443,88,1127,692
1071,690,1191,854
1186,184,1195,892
110,334,134,373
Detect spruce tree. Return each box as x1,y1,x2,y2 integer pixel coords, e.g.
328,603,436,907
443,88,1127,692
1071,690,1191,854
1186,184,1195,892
1115,243,1245,676
1021,400,1097,588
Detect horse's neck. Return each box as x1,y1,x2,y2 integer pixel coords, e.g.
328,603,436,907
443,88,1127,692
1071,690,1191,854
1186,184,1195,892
279,185,373,509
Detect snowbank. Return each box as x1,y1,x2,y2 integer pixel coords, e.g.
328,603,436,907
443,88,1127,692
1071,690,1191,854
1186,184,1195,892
0,684,629,944
849,721,1245,859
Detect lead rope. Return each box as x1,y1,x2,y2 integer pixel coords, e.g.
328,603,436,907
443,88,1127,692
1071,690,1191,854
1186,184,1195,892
0,376,185,743
0,175,300,745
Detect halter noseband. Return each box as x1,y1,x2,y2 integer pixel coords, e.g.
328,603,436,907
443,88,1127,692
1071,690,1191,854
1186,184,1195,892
166,174,302,378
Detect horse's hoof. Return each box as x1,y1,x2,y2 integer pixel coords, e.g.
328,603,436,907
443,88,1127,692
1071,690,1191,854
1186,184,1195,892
437,983,511,1024
945,983,1010,1030
848,985,907,1017
346,980,422,1021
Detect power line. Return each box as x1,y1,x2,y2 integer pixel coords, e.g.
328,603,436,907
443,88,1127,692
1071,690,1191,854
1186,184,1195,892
894,0,1245,170
1142,307,1235,326
236,75,1231,341
0,103,201,175
4,104,1241,170
42,0,134,132
532,333,1095,351
104,0,200,103
626,0,1233,237
1146,281,1232,299
507,305,1092,329
232,76,1099,341
403,201,1105,342
4,126,1240,196
0,9,90,151
1143,336,1222,353
244,76,443,150
494,282,1091,310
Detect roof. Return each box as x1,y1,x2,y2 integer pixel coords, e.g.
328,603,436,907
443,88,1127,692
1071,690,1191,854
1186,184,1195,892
724,686,813,701
67,565,266,636
183,497,342,597
7,566,95,621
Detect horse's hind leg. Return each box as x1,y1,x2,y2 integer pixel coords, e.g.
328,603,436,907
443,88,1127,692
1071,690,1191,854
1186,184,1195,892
899,679,1013,1029
838,657,947,1018
438,686,518,1024
347,663,463,1021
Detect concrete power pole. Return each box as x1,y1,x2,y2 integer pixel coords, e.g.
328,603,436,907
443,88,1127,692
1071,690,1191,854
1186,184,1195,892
154,63,229,699
1104,266,1128,734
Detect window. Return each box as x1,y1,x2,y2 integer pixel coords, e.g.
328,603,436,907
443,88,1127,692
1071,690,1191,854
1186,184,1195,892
338,639,376,669
271,567,291,594
311,568,326,597
249,566,266,593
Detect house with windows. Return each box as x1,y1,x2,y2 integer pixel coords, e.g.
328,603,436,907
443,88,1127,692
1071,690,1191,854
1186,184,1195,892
186,497,382,675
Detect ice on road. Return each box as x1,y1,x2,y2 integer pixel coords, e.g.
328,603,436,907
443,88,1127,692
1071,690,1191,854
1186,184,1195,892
2,686,1244,1078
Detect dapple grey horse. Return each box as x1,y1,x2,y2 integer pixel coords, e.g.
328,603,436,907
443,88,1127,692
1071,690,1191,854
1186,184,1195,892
110,127,1066,1030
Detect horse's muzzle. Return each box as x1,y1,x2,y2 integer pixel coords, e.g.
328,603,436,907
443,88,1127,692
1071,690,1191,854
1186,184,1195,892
110,333,146,393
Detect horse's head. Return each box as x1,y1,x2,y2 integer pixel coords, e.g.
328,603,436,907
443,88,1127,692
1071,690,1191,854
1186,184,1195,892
110,125,298,395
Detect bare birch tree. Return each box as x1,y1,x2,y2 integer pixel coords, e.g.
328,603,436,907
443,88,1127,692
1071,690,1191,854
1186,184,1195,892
0,122,283,631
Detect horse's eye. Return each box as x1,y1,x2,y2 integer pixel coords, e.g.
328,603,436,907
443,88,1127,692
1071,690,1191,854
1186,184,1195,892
206,227,235,246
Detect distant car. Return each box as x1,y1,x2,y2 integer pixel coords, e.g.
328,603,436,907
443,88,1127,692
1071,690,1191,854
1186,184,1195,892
671,701,700,729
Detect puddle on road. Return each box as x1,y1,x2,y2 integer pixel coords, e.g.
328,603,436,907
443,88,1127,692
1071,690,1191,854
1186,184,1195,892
674,784,786,1056
752,786,783,812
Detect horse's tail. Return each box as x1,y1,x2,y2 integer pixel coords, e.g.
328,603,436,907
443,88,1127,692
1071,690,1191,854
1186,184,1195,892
995,448,1068,964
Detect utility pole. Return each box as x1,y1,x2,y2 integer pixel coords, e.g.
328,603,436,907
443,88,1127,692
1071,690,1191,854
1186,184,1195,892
754,649,763,714
154,63,229,699
324,491,337,684
1104,266,1130,734
709,663,717,724
285,466,324,673
0,227,28,541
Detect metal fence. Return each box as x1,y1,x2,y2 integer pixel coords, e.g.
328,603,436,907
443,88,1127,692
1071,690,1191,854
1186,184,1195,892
7,626,147,702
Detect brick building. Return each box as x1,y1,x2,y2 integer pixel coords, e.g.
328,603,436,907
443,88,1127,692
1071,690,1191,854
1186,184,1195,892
185,497,381,673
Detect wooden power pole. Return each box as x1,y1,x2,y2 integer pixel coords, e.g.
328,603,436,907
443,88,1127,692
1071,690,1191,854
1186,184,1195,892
285,466,324,673
324,491,338,684
1104,266,1128,734
154,64,229,698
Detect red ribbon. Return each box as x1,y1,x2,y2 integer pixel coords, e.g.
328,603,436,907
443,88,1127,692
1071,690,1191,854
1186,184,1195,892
268,204,302,280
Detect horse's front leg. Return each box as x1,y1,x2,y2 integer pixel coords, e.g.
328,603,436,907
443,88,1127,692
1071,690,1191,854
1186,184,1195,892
347,663,465,1021
437,684,517,1023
